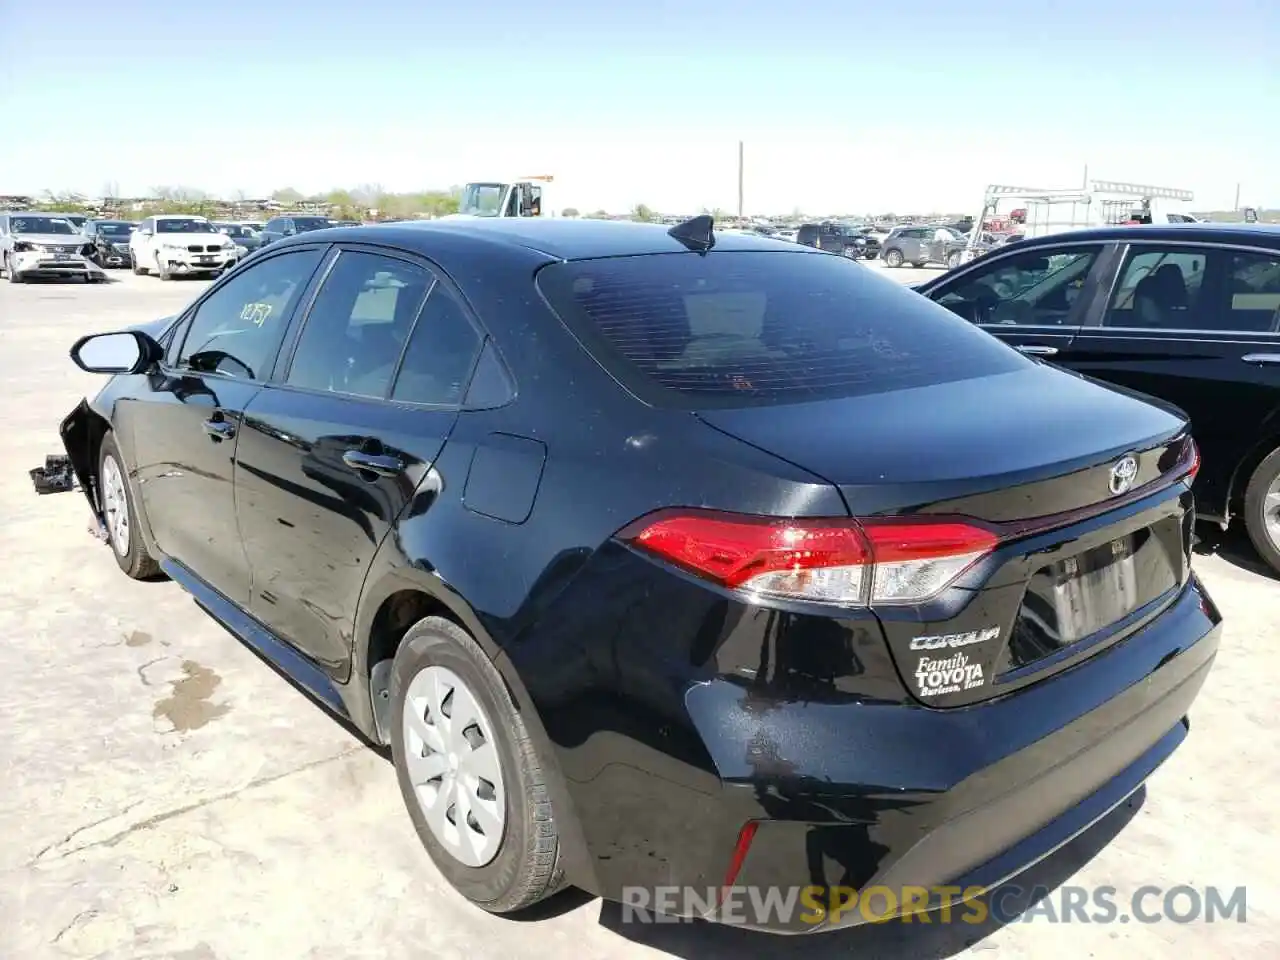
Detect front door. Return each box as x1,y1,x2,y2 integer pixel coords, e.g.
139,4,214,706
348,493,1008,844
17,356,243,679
921,242,1110,359
128,245,327,602
234,247,485,672
1064,242,1280,515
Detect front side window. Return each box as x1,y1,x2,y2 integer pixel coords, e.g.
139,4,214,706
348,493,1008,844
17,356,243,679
1104,247,1207,330
1225,251,1280,332
537,250,1029,408
933,247,1100,326
292,217,331,232
175,249,324,379
285,251,434,398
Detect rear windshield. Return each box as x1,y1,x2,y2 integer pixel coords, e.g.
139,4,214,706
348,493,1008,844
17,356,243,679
537,250,1029,409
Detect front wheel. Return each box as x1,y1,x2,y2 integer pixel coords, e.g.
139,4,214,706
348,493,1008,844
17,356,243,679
4,253,21,283
884,248,904,268
1243,447,1280,575
391,616,565,913
156,254,172,280
99,433,161,579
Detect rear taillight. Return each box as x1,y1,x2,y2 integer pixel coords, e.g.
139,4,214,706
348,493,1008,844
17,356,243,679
1186,437,1200,484
622,510,999,607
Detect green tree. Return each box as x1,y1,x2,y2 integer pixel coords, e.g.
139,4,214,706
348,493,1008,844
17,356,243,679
561,207,580,218
631,203,654,222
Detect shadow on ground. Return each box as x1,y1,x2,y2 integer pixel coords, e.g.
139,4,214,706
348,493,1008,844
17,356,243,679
1194,523,1277,581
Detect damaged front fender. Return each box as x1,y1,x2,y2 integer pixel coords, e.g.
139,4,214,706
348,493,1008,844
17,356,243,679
60,399,103,519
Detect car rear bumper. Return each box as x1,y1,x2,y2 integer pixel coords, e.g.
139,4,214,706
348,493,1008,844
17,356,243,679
575,573,1220,933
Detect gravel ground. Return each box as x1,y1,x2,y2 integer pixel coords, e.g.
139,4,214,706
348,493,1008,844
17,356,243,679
0,265,1275,960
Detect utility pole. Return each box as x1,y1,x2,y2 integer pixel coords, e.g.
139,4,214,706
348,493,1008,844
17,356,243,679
1234,183,1241,210
737,141,744,219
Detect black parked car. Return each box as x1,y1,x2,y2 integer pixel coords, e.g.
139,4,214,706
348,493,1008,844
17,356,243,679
61,217,1218,933
915,223,1280,574
258,214,334,247
83,219,136,268
796,221,880,259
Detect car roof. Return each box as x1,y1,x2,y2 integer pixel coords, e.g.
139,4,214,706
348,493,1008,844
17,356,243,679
1016,223,1280,249
154,213,208,219
304,217,825,261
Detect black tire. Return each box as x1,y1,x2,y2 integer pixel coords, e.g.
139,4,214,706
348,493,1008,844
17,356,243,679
157,254,172,280
5,253,21,283
947,251,963,269
884,248,904,268
99,433,162,579
133,256,147,275
1243,446,1280,575
390,616,564,913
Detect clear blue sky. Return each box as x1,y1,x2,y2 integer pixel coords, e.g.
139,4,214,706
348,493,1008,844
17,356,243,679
1,0,1277,213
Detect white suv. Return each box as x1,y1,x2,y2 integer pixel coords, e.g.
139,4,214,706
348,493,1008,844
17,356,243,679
130,215,240,279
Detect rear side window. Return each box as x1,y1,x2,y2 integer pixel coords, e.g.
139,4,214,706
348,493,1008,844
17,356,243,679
536,251,1029,408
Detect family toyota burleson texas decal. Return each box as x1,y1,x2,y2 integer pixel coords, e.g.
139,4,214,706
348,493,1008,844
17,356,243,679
914,651,986,697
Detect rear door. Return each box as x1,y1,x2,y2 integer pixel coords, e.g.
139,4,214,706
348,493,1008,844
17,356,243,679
919,241,1114,359
1063,241,1280,515
233,245,486,673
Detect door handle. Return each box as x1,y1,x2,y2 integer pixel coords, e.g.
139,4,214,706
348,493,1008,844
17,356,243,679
1242,353,1280,366
342,450,404,478
1017,345,1059,357
202,418,236,441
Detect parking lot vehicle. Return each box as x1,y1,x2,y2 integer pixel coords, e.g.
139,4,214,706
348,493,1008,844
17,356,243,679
129,215,239,279
0,212,106,282
213,222,262,258
61,217,1218,932
258,214,335,247
453,176,555,218
59,213,89,235
796,221,880,259
880,224,980,268
957,180,1195,266
915,223,1280,573
83,219,136,268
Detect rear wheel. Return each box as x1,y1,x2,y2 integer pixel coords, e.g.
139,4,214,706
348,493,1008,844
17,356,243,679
1243,447,1280,575
133,254,147,275
391,616,564,913
884,248,904,268
99,433,161,579
947,251,963,269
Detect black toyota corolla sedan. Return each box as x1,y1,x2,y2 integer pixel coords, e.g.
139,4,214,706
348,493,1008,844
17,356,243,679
60,216,1219,933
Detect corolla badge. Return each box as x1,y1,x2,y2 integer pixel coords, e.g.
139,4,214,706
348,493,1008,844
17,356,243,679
1109,454,1139,496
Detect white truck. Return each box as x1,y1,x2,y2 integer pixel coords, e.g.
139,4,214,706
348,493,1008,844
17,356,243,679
450,176,558,219
960,178,1196,263
130,214,241,280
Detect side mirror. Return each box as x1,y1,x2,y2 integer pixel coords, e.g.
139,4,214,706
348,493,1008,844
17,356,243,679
69,330,163,375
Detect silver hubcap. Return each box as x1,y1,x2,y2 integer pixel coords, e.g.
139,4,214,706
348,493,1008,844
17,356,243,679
101,455,130,556
402,665,506,867
1264,475,1280,551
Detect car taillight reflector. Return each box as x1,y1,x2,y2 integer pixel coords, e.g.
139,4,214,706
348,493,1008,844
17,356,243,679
624,510,999,607
1186,437,1200,484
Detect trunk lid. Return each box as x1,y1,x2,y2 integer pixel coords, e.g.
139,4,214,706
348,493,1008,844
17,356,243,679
696,365,1196,706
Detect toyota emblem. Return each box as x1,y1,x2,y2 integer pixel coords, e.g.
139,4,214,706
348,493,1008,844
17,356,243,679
1109,455,1139,496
